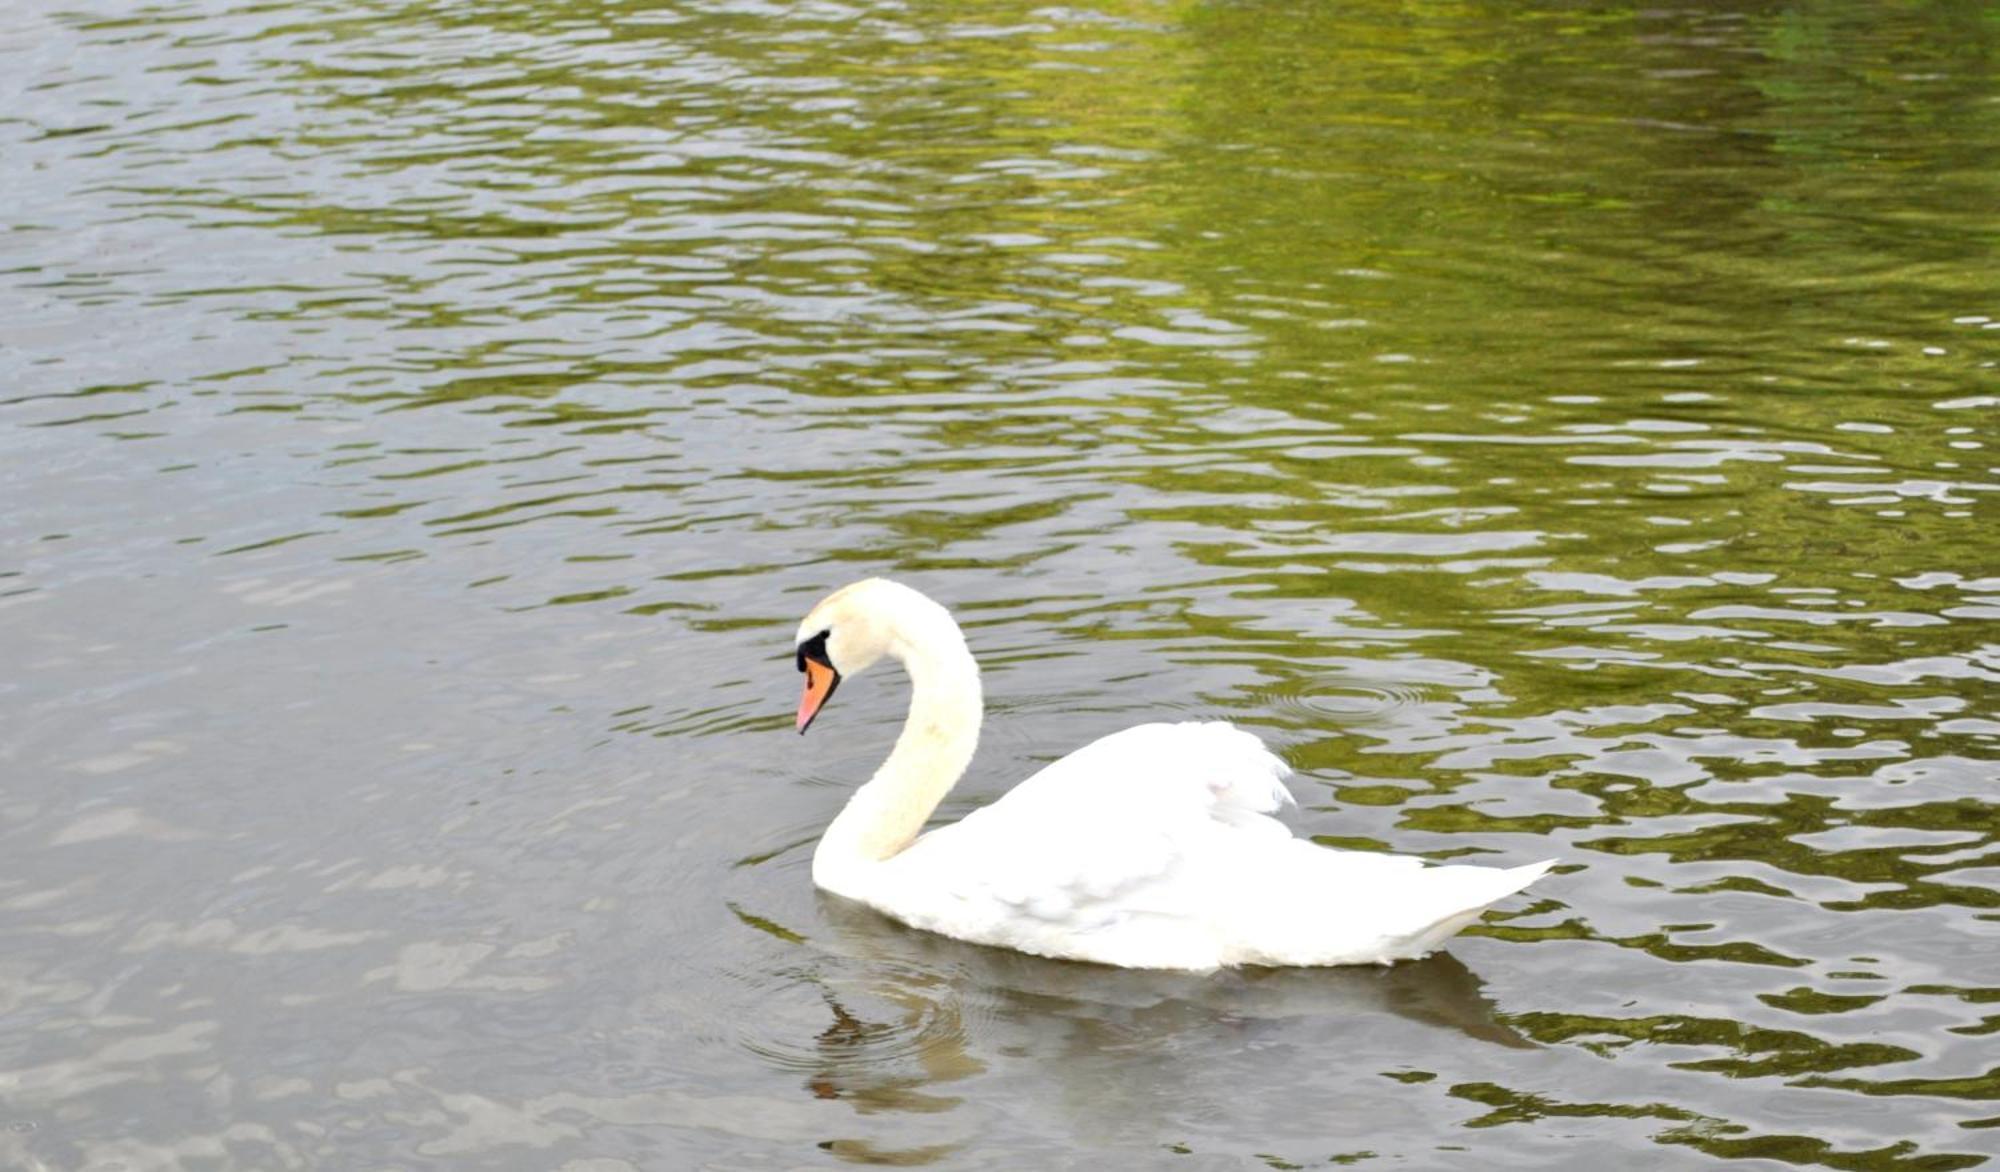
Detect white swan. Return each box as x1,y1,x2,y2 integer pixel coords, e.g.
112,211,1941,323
792,578,1554,970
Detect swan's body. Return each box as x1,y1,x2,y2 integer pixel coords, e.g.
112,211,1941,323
792,579,1553,971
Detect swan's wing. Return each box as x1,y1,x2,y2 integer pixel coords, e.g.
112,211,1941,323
874,719,1551,968
883,722,1298,965
1000,720,1295,823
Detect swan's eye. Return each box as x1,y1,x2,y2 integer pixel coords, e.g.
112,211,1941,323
796,629,833,673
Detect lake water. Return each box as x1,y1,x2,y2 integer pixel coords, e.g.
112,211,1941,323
3,1,1997,1168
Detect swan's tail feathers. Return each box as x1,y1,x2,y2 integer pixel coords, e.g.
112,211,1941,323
1497,858,1560,898
1387,857,1559,962
1233,849,1560,967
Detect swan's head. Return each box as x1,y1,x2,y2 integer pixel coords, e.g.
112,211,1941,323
792,578,916,734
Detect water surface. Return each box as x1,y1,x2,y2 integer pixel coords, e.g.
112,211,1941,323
3,1,1997,1168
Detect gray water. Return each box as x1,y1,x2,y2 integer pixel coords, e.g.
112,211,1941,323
3,1,1998,1168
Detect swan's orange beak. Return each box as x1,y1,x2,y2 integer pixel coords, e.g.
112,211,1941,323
797,658,840,734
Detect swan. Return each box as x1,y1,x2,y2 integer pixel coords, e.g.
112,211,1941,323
791,578,1554,970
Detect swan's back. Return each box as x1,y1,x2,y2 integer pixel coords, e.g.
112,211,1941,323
865,721,1553,970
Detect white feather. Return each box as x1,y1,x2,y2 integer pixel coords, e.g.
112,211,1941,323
794,580,1555,971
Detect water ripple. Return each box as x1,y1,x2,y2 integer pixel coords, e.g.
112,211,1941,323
2,0,1997,1167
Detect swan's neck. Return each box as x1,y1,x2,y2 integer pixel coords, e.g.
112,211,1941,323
813,613,981,891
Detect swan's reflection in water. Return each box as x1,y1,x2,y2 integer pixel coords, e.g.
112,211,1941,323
766,895,1533,1163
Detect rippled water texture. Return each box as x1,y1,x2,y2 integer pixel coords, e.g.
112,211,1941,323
4,1,1998,1167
